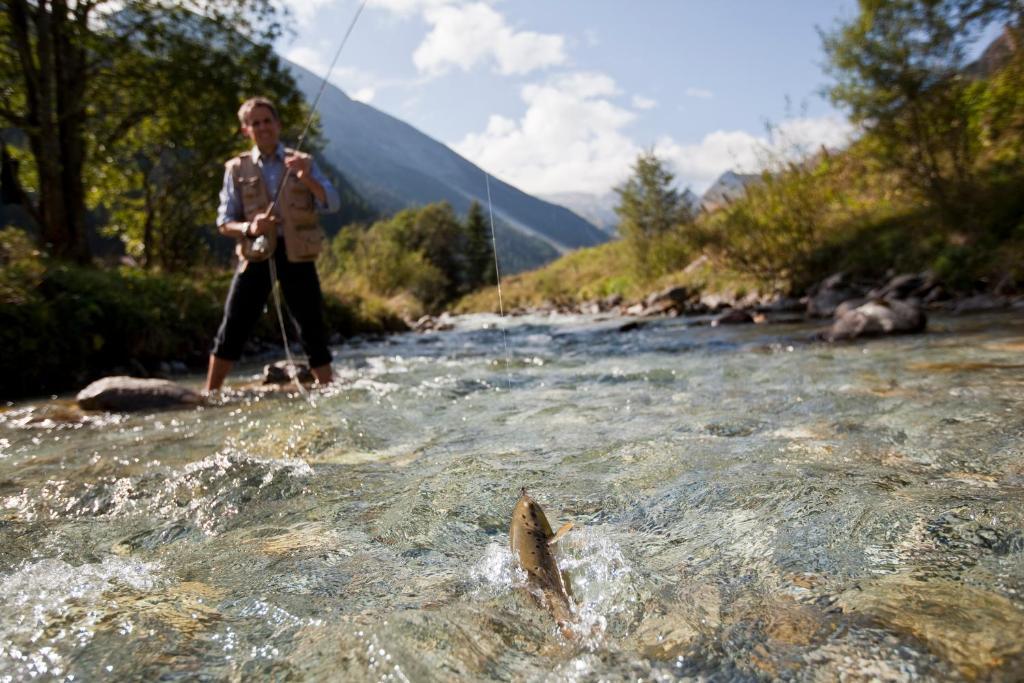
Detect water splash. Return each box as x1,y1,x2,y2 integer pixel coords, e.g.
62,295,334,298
1,450,312,534
558,528,637,647
0,557,162,680
469,543,527,596
470,529,636,648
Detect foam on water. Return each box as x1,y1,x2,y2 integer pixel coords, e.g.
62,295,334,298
470,529,636,648
0,557,162,681
1,450,312,533
469,543,527,595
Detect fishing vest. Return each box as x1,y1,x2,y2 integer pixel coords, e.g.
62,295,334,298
225,148,325,265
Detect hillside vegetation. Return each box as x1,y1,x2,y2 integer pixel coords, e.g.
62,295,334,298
458,6,1024,313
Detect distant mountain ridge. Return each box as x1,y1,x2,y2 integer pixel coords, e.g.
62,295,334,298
539,191,620,235
699,171,761,212
286,63,608,273
542,182,723,235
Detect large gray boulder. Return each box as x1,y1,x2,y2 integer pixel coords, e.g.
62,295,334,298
807,272,866,318
868,271,946,302
77,376,201,411
826,299,927,342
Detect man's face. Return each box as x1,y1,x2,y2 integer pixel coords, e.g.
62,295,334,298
242,105,281,151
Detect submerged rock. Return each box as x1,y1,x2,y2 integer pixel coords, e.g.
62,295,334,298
826,299,926,342
263,361,314,385
711,308,754,326
77,376,201,412
618,319,648,333
834,574,1024,679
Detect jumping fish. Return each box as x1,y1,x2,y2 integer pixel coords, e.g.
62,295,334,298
509,488,576,636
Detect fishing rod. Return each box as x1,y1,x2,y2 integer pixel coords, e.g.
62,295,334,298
249,0,513,400
249,0,369,398
484,173,513,391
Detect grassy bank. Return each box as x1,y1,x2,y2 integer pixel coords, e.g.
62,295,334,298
455,144,1024,315
0,229,406,400
453,238,762,313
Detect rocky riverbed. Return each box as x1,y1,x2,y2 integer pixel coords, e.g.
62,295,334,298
1,310,1022,680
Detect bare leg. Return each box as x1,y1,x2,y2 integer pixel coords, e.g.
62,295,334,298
311,363,333,385
205,355,234,392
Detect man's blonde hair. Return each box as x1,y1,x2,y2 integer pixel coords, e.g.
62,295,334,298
237,97,279,127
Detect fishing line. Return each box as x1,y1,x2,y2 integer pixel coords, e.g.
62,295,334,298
253,0,368,398
484,173,513,392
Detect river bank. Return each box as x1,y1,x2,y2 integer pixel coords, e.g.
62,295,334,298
429,267,1024,336
0,262,408,401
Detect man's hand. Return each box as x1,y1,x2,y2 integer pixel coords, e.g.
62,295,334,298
284,153,312,180
285,153,327,204
250,211,277,237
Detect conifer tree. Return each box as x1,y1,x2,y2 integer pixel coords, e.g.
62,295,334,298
463,200,495,290
614,151,693,274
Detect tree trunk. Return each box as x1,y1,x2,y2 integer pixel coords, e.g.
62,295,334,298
142,174,154,268
53,0,91,263
6,0,91,262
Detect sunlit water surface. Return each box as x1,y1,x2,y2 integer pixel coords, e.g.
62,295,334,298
1,312,1023,681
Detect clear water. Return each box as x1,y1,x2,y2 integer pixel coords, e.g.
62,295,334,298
1,312,1023,681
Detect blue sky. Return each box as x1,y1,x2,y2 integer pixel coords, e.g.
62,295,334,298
277,0,859,195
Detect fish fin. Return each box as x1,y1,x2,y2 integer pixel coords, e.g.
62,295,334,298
548,522,574,545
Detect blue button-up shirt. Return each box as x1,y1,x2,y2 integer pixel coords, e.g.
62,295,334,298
216,143,341,227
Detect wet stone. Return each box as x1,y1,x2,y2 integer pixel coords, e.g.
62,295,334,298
77,376,201,412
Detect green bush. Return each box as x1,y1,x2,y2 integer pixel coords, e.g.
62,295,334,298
0,230,408,400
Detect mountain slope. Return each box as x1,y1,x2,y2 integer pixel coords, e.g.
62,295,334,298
287,63,608,272
700,171,761,212
540,191,620,235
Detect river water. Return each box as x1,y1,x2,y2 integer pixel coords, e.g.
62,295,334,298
1,312,1023,681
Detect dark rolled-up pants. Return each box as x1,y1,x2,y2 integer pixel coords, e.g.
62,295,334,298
211,241,332,368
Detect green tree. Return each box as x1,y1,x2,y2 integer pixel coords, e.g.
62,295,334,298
709,155,862,292
822,0,1021,229
0,0,284,263
614,150,694,275
328,202,491,313
88,14,312,270
386,202,463,303
462,200,495,290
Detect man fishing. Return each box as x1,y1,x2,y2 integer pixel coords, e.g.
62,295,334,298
205,96,340,392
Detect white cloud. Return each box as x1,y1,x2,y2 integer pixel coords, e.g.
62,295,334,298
453,71,639,195
455,72,854,197
380,1,565,76
772,116,856,153
283,45,330,76
656,115,856,192
370,0,452,18
284,45,410,102
655,130,763,192
351,87,376,103
632,95,657,110
278,0,336,26
684,87,714,99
